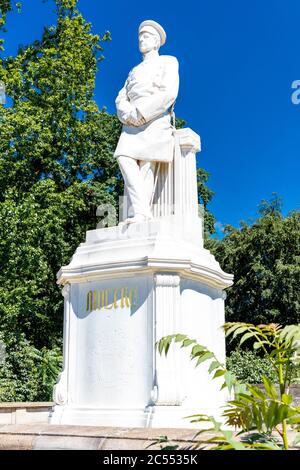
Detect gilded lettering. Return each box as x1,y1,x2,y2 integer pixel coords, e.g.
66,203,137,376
121,287,130,308
93,290,97,310
86,286,138,312
86,291,92,312
113,289,118,309
104,288,113,309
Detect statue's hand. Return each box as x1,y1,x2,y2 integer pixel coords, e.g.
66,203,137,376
124,109,146,127
127,117,146,127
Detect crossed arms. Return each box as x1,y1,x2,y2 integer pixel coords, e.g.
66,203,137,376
115,56,179,127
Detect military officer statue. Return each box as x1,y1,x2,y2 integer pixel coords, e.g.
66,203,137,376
114,20,179,224
51,18,233,430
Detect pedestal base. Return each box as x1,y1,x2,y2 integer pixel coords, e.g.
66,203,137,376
50,404,226,429
51,216,233,428
51,406,151,427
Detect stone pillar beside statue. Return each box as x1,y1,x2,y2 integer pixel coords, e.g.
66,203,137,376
122,128,201,222
50,127,233,428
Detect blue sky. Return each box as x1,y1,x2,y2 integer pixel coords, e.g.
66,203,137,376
2,0,300,231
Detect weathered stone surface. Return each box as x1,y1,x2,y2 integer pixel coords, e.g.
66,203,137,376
34,435,103,450
0,402,53,408
0,403,53,425
0,423,298,450
0,434,35,450
0,424,201,450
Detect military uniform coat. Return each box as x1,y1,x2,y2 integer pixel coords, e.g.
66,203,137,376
114,54,179,162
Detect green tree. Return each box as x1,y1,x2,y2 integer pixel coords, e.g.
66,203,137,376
211,195,300,326
197,167,215,236
0,330,62,401
0,0,119,399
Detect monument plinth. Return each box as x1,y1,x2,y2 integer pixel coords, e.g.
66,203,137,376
50,129,233,427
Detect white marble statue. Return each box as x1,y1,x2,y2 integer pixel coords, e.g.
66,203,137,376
51,19,233,430
114,20,179,224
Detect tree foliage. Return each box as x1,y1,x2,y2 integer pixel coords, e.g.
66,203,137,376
0,330,62,401
197,167,215,235
0,2,21,41
211,196,300,326
227,349,276,384
0,0,119,399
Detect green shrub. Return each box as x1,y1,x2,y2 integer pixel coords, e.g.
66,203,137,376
226,349,276,384
0,331,62,402
158,323,300,450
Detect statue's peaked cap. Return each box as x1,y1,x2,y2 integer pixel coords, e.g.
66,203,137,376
138,20,166,46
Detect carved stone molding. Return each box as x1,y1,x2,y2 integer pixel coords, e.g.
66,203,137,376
176,128,201,153
52,283,71,406
62,283,70,299
53,371,67,405
154,273,180,287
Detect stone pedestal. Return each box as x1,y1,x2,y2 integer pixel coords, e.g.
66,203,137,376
51,129,233,428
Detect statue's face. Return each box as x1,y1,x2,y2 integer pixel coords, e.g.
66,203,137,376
139,31,159,53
